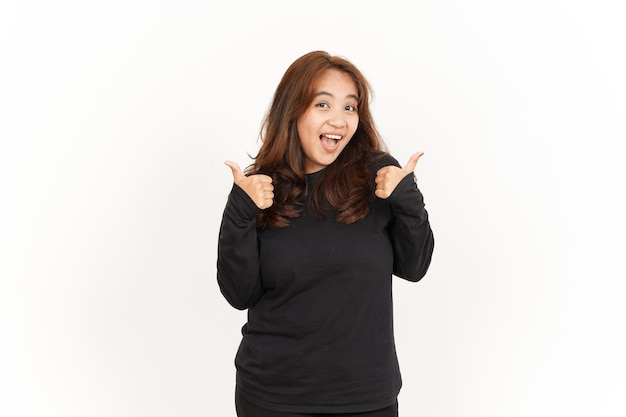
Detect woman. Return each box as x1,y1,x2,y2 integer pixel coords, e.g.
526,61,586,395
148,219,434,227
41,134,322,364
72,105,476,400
217,50,434,416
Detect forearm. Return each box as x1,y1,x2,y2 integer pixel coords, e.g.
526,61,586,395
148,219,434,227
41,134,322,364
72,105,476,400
387,173,435,281
216,185,264,309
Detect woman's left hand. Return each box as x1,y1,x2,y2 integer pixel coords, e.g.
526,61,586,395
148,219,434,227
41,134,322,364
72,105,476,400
375,152,424,199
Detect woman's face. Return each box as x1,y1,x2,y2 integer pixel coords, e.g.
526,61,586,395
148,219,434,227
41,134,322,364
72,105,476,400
297,69,359,174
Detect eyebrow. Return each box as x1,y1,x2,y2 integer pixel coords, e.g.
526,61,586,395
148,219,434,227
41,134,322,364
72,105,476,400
314,91,359,101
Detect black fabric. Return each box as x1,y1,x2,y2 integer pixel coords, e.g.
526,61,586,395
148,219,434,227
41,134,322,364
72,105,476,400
218,153,434,413
236,386,399,417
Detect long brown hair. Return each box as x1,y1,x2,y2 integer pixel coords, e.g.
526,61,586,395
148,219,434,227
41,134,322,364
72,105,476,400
247,50,387,229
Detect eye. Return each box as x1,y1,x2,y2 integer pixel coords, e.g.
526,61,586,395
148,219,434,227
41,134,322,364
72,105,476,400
315,102,330,109
345,104,357,111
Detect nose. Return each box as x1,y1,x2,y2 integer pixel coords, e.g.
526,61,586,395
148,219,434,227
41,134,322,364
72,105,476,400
328,109,347,128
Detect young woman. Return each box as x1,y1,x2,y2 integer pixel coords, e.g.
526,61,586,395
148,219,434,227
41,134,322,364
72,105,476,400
217,50,434,417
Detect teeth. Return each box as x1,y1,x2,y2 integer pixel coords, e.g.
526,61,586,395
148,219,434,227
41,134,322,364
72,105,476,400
324,134,342,140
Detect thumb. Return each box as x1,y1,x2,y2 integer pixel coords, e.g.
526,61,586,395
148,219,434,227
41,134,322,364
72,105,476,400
403,152,424,172
224,160,245,182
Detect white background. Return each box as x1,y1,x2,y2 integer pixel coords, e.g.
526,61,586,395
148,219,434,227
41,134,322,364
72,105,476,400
1,1,625,416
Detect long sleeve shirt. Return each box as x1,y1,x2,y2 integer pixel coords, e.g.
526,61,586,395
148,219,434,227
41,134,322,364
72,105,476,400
217,154,434,414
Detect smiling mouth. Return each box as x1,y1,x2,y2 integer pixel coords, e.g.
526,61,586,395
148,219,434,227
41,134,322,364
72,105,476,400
320,134,342,151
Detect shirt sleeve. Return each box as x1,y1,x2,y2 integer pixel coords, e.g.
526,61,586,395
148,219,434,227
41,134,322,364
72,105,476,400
386,172,435,282
216,184,264,309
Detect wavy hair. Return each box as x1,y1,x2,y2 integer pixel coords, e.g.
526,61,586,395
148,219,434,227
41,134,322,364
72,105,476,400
246,50,387,229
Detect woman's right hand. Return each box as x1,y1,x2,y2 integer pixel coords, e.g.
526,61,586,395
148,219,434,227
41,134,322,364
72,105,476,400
224,161,274,209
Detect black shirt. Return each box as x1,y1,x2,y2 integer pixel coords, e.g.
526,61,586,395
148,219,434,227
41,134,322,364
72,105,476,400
217,154,434,413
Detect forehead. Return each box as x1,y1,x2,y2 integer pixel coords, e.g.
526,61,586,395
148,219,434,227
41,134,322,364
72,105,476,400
313,69,358,96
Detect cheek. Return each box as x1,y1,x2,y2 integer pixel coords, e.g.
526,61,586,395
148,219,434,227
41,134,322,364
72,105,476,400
347,121,359,141
297,114,316,138
351,117,359,133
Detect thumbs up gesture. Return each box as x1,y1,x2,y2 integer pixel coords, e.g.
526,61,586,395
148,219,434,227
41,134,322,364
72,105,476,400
225,161,274,209
375,152,424,199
